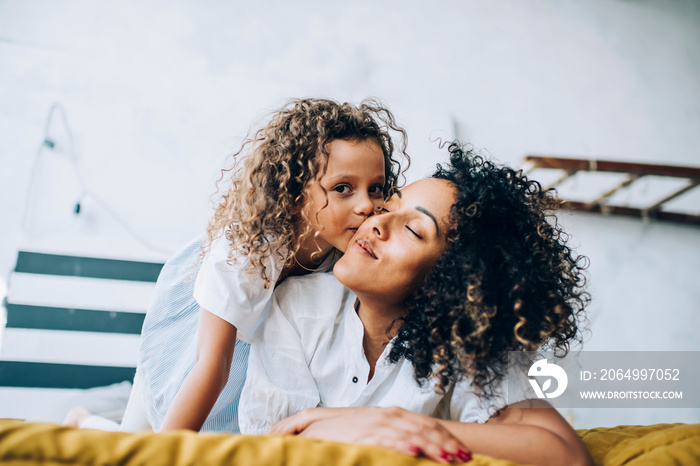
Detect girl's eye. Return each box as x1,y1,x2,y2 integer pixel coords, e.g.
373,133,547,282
369,185,384,198
333,184,352,194
406,225,423,240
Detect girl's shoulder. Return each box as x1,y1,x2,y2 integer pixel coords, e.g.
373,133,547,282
274,272,350,320
194,233,287,340
207,233,287,268
199,233,287,290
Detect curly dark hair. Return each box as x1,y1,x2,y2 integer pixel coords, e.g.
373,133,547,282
206,98,409,286
389,142,589,397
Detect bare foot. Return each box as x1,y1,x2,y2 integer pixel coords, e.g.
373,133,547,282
63,407,93,427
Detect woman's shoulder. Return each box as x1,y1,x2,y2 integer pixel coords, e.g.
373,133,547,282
448,366,533,424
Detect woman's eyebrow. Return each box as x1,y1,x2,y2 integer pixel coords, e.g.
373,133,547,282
415,206,440,235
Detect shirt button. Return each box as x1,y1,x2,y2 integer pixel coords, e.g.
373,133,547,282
352,376,358,383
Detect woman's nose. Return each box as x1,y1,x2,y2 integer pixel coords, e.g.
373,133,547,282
367,212,387,240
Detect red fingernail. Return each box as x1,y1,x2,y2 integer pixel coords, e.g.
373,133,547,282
457,449,472,462
440,450,455,462
408,444,421,455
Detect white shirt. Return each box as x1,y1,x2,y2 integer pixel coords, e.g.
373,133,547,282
139,234,338,432
193,234,336,342
192,234,284,342
239,273,518,435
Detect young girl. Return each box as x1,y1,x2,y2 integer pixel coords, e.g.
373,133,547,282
67,98,409,433
239,143,593,465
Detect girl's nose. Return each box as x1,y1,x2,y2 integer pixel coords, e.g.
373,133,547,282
354,192,375,217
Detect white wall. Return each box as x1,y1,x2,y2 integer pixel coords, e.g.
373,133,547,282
1,0,699,428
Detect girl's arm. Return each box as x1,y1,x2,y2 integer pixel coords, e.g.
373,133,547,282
159,308,237,432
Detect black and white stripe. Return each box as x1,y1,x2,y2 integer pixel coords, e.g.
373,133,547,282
0,251,163,420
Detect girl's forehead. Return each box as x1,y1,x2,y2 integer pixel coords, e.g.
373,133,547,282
322,139,385,176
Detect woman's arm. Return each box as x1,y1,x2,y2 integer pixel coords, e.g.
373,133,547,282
268,407,359,435
159,308,237,431
283,401,593,466
273,407,472,464
440,399,593,466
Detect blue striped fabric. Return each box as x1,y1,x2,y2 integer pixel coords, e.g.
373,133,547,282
138,236,250,433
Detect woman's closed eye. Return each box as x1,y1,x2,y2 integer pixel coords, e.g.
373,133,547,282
406,225,423,239
374,206,423,239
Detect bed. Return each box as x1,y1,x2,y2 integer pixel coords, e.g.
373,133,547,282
0,419,699,465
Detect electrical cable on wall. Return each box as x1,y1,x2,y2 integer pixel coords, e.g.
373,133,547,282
21,103,173,256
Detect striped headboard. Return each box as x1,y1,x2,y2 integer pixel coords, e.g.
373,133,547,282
0,251,164,420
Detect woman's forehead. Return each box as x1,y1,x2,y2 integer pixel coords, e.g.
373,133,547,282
394,179,455,213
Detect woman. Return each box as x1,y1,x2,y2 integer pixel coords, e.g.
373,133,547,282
239,143,593,466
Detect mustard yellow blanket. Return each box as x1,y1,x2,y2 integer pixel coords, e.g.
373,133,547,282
0,419,698,465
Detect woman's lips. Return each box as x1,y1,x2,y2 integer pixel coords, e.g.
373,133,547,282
354,238,377,259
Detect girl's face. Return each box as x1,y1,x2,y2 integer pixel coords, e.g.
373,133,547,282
333,178,456,304
302,138,386,254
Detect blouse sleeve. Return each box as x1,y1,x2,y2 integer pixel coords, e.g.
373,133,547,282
238,280,321,435
446,371,532,424
192,234,283,342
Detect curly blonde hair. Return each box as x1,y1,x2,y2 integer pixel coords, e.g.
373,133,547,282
204,98,409,287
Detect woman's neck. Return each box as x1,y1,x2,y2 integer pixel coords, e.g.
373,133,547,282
355,296,405,382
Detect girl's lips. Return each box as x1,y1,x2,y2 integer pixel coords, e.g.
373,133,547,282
355,238,377,259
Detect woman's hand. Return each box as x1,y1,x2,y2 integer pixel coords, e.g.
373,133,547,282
287,406,472,464
269,407,359,435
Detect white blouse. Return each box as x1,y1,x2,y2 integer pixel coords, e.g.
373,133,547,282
139,234,337,432
192,234,285,342
239,272,520,435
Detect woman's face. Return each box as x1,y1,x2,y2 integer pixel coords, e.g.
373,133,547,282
333,177,456,305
